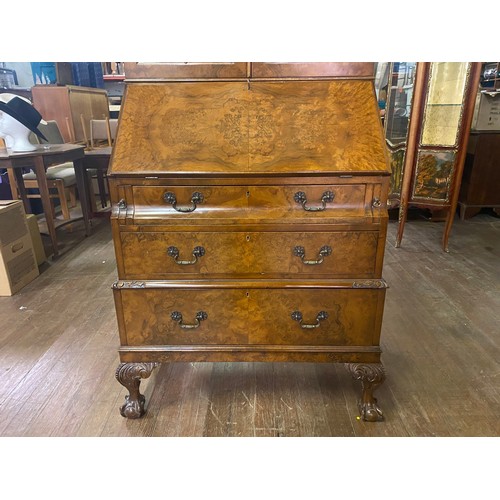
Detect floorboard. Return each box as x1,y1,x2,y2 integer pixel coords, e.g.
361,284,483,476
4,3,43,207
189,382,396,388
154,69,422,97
0,211,499,437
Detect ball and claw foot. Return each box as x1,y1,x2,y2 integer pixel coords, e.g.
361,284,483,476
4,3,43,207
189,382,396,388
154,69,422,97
345,363,386,422
115,362,159,419
359,398,384,422
120,393,146,419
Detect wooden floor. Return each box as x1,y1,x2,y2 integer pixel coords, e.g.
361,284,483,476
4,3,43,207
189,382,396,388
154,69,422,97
0,211,499,437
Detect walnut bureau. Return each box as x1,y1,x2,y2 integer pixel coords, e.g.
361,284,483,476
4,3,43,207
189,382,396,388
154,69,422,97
108,63,391,422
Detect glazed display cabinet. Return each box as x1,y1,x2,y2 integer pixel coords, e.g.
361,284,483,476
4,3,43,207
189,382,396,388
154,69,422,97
381,62,481,251
381,62,417,205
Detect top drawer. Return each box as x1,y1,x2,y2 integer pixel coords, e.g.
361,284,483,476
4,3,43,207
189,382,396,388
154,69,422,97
116,181,384,225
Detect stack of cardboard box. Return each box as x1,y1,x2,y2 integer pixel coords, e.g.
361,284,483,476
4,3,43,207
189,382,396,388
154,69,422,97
0,200,40,296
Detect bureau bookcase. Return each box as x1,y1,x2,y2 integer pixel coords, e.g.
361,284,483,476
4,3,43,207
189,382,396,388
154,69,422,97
108,63,391,422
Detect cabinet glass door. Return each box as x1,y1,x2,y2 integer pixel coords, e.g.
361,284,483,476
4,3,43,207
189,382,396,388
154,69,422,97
385,62,416,146
420,62,469,147
383,62,416,199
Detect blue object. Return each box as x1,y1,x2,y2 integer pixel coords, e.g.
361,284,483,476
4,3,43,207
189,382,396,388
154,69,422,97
88,62,105,88
31,62,57,84
72,62,91,87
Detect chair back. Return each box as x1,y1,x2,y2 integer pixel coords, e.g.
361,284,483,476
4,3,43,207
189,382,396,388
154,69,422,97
90,118,118,148
29,120,65,145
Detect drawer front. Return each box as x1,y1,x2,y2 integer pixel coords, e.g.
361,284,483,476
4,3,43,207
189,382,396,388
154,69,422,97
128,183,370,223
248,289,383,346
119,230,380,279
115,285,385,347
131,185,249,221
248,184,367,218
118,288,249,345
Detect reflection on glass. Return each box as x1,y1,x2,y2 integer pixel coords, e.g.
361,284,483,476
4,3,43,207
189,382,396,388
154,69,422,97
385,62,416,146
374,62,390,103
481,62,498,88
421,62,469,146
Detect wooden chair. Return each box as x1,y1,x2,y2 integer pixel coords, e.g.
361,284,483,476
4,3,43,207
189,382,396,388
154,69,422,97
18,121,77,220
22,166,77,220
90,117,118,148
88,118,117,208
20,120,96,220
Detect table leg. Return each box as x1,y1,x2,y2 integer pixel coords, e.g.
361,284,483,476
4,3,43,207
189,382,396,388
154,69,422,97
6,168,18,199
10,168,32,214
96,169,107,208
33,156,58,258
73,158,91,236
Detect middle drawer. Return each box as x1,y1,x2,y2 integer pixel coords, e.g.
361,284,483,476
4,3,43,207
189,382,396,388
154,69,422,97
119,230,381,279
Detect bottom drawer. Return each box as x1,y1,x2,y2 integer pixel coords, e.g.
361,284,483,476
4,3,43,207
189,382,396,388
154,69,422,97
114,281,386,347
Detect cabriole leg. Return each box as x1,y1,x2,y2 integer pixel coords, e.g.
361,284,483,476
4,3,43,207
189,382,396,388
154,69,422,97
115,362,158,419
345,363,386,422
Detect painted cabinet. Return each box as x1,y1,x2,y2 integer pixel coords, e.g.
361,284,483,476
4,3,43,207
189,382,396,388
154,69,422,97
381,62,481,251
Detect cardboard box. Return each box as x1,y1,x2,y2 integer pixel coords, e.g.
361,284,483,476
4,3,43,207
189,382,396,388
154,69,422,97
471,90,500,131
26,214,47,266
0,200,39,296
0,200,28,246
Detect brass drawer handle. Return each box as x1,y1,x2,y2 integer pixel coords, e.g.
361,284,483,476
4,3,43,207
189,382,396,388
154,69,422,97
294,190,334,211
163,191,204,212
167,246,205,265
291,310,329,329
293,245,332,265
171,311,208,329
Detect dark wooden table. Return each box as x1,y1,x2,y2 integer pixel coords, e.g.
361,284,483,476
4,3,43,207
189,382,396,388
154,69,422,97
0,144,85,258
78,146,112,227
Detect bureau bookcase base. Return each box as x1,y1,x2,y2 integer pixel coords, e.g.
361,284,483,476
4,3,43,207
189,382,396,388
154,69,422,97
108,63,391,426
115,361,386,422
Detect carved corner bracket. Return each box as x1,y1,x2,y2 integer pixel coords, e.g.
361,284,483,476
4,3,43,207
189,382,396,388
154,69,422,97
112,281,146,289
352,279,387,289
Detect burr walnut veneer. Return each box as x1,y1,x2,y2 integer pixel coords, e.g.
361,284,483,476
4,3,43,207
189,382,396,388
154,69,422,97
109,63,391,422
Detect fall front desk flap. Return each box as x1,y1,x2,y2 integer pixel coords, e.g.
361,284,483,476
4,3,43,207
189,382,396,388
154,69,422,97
109,80,390,176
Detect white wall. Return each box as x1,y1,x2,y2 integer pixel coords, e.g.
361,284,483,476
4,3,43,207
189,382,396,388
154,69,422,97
2,62,35,87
